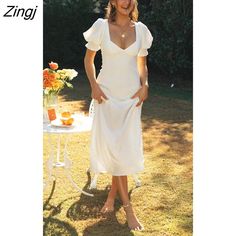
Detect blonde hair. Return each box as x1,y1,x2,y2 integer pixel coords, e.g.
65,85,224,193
105,0,139,22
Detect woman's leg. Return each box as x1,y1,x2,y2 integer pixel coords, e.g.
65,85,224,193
115,176,144,231
100,176,118,213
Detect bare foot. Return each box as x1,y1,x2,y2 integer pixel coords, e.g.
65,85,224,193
100,198,115,213
123,204,144,231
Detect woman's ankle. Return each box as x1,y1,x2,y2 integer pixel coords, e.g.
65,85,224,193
122,202,132,208
107,190,117,201
106,196,115,203
122,202,132,209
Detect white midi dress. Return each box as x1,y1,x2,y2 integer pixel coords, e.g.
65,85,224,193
83,18,153,176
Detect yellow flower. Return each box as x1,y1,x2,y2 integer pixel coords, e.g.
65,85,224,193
52,79,64,90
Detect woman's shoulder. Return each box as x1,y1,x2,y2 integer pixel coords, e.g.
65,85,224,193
136,21,149,30
93,17,107,25
86,18,107,33
83,18,107,45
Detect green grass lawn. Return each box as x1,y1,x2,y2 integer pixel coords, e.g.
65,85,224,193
43,71,193,236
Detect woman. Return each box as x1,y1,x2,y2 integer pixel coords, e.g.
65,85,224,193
83,0,153,231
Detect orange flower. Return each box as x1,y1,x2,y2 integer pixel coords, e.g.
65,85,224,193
49,61,58,70
43,70,57,88
43,69,49,79
43,79,53,89
48,72,57,82
43,61,77,96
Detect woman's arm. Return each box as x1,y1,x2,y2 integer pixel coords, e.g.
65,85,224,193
84,49,108,103
137,56,149,88
131,56,149,106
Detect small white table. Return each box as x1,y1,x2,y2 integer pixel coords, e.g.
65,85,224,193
43,115,94,197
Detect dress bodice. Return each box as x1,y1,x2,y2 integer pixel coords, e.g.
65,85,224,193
83,18,153,100
83,18,153,57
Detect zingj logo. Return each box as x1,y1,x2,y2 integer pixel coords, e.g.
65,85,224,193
3,5,38,20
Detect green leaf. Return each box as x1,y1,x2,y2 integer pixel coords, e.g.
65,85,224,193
65,82,73,89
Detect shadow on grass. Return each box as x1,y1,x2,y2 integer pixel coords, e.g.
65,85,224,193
66,171,134,236
66,171,106,221
83,217,134,236
141,118,192,156
43,217,78,236
43,165,136,235
43,180,79,236
160,125,192,158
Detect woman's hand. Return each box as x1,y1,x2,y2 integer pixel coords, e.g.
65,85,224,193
91,81,108,104
131,85,148,107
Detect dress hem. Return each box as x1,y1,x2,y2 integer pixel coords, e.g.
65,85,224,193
89,167,144,176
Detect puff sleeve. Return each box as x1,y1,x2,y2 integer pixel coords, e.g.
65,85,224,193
138,22,153,57
83,18,105,52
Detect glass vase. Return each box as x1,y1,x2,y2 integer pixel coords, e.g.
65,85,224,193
43,93,58,122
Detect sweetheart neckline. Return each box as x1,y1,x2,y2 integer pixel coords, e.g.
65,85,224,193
106,19,137,51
